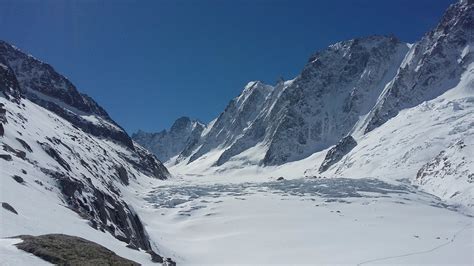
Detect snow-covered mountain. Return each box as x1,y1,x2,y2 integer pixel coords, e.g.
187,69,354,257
225,36,409,166
138,37,409,167
312,0,473,209
136,0,473,210
0,42,174,264
364,0,473,133
137,36,411,168
133,117,205,162
0,41,134,148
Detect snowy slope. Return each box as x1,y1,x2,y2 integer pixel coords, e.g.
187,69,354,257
139,175,473,265
1,43,173,264
364,0,473,133
307,62,474,211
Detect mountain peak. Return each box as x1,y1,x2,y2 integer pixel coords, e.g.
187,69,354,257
132,116,205,162
364,0,473,133
0,40,136,147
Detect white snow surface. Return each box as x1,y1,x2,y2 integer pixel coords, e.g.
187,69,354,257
0,238,50,265
0,97,165,265
138,174,473,265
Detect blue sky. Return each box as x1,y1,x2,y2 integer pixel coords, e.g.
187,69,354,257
0,0,454,133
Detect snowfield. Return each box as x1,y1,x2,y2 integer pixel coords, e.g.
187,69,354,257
137,175,473,265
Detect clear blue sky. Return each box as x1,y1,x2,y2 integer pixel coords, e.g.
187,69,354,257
0,0,454,133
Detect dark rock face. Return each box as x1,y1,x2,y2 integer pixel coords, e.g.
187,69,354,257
164,258,178,266
319,136,357,173
0,55,21,101
0,57,21,136
0,154,12,161
0,103,7,137
116,165,129,185
131,143,170,180
38,141,72,172
51,171,163,262
1,202,18,214
190,81,273,164
12,175,25,184
3,143,26,160
365,0,473,133
15,137,32,152
15,234,140,265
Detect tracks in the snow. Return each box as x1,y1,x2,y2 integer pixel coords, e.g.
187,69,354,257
357,223,472,265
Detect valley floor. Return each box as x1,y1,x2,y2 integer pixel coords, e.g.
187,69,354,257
137,174,473,265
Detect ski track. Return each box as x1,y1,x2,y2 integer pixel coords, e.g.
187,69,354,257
357,223,473,266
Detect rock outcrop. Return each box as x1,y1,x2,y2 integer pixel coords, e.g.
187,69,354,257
319,136,357,173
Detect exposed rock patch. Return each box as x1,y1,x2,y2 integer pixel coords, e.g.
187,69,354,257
1,202,18,214
12,175,25,184
319,136,357,173
0,154,12,161
116,165,129,185
15,137,32,152
14,234,140,265
37,141,71,172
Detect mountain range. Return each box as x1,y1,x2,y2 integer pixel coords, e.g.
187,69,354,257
1,0,473,264
134,0,473,210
